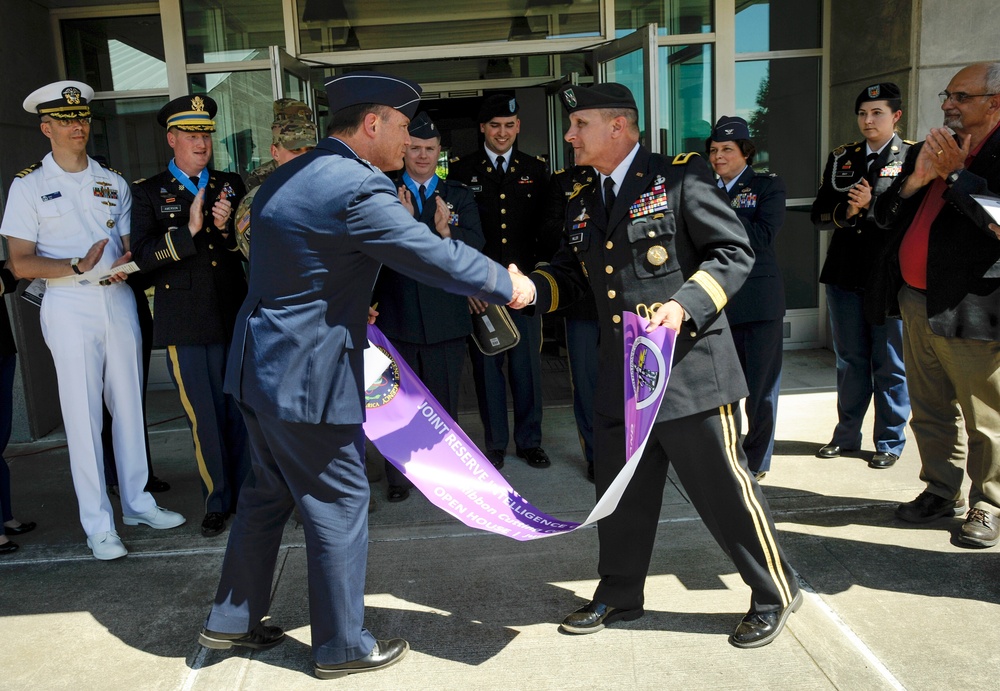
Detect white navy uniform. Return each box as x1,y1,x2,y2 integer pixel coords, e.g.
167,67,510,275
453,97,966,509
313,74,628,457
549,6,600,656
0,153,156,537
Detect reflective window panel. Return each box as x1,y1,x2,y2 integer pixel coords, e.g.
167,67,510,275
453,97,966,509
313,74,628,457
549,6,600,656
183,0,284,63
735,0,822,53
298,0,600,54
62,16,167,92
88,97,172,182
189,71,274,178
615,0,713,38
657,43,713,155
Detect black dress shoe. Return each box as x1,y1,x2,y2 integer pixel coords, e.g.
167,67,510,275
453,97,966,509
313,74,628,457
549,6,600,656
869,452,898,469
201,512,227,537
4,521,36,536
315,638,409,679
958,508,1000,548
146,475,171,493
517,447,551,468
729,590,803,649
0,540,19,554
386,485,410,503
895,491,965,523
487,450,505,469
199,622,285,650
816,444,842,459
560,601,643,634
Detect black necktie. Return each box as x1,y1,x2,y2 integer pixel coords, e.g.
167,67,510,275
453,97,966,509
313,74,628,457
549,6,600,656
418,184,427,215
603,177,616,219
496,155,505,175
866,152,879,178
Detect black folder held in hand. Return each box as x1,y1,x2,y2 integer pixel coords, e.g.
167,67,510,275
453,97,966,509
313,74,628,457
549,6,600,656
471,304,521,355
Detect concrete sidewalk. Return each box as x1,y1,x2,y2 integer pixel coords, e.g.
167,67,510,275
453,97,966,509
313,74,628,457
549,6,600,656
2,350,998,690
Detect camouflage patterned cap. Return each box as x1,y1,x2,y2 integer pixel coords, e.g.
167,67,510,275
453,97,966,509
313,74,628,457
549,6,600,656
271,98,317,150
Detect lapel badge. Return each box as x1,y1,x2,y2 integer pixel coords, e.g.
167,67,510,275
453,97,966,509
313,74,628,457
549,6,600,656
653,175,665,185
646,245,668,266
574,207,590,222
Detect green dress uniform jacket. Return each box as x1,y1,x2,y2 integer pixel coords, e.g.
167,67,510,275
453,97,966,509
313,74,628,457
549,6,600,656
448,148,548,270
130,169,247,346
530,147,753,422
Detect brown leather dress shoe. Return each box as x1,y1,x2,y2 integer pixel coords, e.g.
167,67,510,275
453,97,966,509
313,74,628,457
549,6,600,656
560,600,644,634
895,491,965,523
958,508,1000,548
730,590,803,648
315,638,409,679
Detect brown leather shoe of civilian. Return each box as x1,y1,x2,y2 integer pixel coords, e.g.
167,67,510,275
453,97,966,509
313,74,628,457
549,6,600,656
958,508,1000,548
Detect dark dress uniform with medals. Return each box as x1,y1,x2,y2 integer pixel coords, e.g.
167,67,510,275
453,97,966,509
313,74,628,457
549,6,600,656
710,116,787,476
448,95,550,467
810,82,912,465
530,83,800,647
371,113,485,497
130,95,250,536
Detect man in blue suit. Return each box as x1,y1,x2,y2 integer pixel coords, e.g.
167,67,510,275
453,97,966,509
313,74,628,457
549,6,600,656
198,71,534,680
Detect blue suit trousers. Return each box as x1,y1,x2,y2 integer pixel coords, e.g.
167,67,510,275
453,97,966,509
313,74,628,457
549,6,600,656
826,284,910,454
206,401,376,665
731,318,783,473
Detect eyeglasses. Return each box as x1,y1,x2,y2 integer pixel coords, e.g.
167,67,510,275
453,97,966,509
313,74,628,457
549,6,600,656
938,91,997,104
48,117,92,127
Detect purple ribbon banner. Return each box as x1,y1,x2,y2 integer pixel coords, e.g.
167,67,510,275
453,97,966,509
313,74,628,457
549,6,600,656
362,312,674,540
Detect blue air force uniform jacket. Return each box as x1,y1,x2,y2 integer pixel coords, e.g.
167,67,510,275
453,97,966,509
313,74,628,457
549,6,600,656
811,134,911,291
873,126,1000,341
448,148,548,270
130,169,247,346
371,177,484,344
722,167,786,325
529,147,753,422
224,137,513,425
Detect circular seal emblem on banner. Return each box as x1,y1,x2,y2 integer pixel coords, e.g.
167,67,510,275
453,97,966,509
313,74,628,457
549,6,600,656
365,346,400,408
629,335,666,410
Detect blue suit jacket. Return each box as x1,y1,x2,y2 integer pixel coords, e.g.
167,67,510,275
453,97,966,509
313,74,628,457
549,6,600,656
224,138,513,425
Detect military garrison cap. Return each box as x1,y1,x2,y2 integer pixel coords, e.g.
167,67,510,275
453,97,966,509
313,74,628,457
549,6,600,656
23,80,93,120
157,94,217,132
478,94,519,123
271,99,316,149
711,115,751,142
408,112,439,140
324,71,422,119
855,82,901,113
558,83,637,113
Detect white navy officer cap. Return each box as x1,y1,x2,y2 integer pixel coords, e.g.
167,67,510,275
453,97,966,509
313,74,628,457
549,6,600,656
23,80,94,120
324,71,422,120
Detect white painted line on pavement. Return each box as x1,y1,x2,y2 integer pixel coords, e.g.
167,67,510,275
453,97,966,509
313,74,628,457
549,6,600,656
797,575,907,690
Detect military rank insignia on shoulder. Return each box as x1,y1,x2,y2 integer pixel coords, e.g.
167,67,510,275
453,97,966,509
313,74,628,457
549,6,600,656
449,156,461,164
132,178,146,185
832,141,859,156
672,152,700,165
15,162,42,178
904,139,917,145
100,162,123,176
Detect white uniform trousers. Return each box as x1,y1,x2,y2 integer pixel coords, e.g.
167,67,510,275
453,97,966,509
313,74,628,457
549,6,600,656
40,282,155,536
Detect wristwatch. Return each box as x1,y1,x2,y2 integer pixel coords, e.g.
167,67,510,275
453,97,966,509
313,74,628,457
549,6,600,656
946,170,962,188
70,257,83,275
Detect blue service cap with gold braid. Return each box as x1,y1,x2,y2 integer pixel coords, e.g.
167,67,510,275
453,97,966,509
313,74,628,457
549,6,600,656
324,71,422,120
157,95,218,132
23,80,94,119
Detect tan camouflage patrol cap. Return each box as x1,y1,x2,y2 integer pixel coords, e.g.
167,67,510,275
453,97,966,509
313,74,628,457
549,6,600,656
271,98,316,149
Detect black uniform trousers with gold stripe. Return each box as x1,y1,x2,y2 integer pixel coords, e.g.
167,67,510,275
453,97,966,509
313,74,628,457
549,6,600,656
593,405,796,613
167,343,250,515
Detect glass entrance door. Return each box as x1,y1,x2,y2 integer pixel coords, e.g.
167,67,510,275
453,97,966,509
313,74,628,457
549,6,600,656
592,24,659,153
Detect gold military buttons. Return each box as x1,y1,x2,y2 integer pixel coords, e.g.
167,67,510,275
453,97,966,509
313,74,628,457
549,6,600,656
689,331,697,337
647,230,655,238
605,265,613,274
211,261,218,267
500,193,506,200
501,223,507,229
501,209,507,215
165,284,170,289
608,290,616,298
612,315,621,324
605,241,613,250
573,246,579,253
169,214,175,218
208,244,214,250
502,238,508,244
